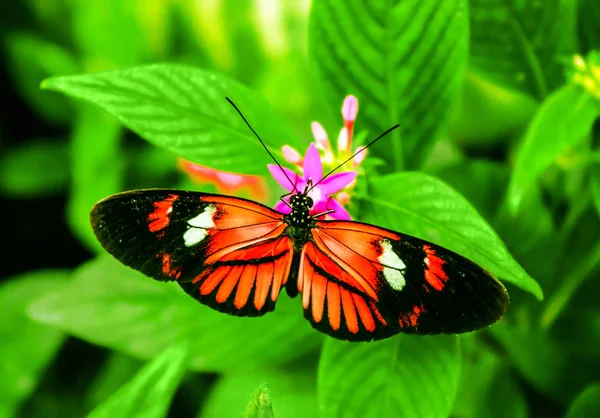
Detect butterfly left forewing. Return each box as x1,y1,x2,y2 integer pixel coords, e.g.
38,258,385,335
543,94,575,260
300,220,509,341
90,189,294,317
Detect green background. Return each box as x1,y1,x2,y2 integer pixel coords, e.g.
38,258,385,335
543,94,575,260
1,0,599,417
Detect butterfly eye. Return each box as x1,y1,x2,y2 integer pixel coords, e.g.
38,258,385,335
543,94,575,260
306,196,314,207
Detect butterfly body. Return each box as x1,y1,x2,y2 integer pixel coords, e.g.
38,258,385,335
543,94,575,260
91,188,509,342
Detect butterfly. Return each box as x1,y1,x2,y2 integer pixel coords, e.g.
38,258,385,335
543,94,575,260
90,100,509,342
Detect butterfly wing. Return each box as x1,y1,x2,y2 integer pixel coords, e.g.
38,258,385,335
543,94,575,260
90,189,294,316
299,220,509,341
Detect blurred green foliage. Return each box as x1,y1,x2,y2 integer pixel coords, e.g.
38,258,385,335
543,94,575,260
1,0,600,417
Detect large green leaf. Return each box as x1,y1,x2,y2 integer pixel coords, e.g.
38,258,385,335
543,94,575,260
491,321,600,403
469,0,577,98
0,270,69,418
0,139,70,199
41,64,300,175
309,0,468,170
508,83,600,211
29,257,322,372
318,335,459,418
452,334,528,418
85,344,188,418
202,369,317,418
360,172,542,299
566,384,600,418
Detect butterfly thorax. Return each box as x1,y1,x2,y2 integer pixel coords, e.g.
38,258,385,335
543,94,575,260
283,194,315,246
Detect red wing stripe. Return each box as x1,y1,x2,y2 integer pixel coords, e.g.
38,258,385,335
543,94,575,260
216,265,242,303
341,288,359,334
199,195,282,223
205,223,286,265
254,262,273,310
301,247,313,308
317,221,400,240
234,264,257,309
199,266,232,295
271,238,293,301
312,230,378,299
352,293,376,332
327,281,341,331
311,273,327,323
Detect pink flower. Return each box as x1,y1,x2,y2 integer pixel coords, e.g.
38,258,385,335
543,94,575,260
268,143,357,220
178,158,268,201
276,95,367,219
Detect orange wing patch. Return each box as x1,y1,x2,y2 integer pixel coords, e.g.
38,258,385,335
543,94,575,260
423,245,448,291
148,194,179,232
174,195,293,316
298,240,388,339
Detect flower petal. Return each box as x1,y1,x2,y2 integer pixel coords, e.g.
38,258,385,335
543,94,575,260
303,143,323,183
319,171,358,194
342,95,359,122
327,198,352,220
311,122,330,150
337,127,350,153
274,198,292,214
282,145,302,165
267,164,303,191
352,146,368,167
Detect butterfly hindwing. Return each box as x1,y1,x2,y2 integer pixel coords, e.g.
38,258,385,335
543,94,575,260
300,220,509,341
90,189,294,316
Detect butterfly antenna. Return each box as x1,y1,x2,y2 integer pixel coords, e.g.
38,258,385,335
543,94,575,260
226,97,299,194
308,124,401,192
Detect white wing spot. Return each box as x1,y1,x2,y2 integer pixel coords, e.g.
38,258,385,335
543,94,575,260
378,239,406,291
183,205,216,247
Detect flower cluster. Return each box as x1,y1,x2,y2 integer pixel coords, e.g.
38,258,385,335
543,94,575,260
180,95,368,220
270,95,367,219
571,52,600,99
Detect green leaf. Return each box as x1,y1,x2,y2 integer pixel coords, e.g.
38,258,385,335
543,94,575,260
0,139,70,199
318,335,459,418
452,334,528,418
72,0,164,67
591,164,600,217
578,0,600,53
29,257,323,372
41,64,300,175
309,0,468,170
4,33,77,124
447,71,538,145
85,343,188,418
241,384,275,418
360,172,542,299
566,384,600,418
85,353,142,410
0,270,69,418
469,0,577,98
68,103,123,254
508,83,600,210
428,160,509,221
202,369,317,418
491,321,600,403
